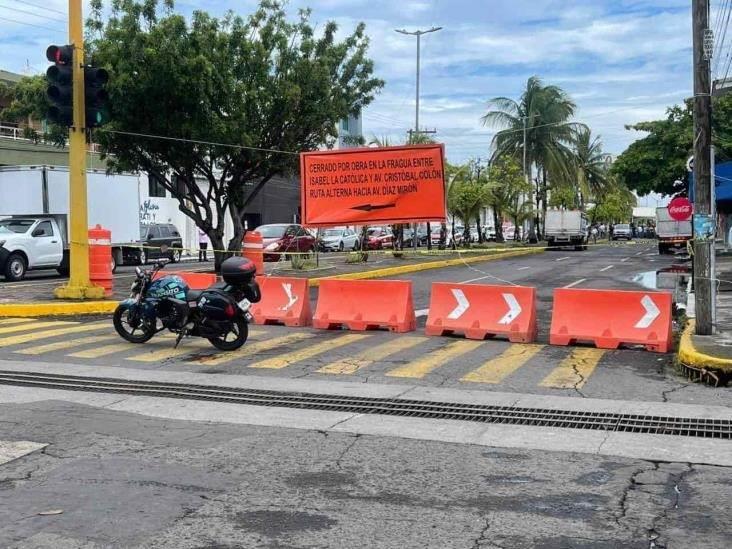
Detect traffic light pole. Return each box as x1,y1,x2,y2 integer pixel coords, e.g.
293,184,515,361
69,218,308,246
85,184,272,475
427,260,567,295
54,0,104,299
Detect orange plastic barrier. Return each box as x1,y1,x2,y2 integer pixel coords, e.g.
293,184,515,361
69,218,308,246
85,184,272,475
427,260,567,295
153,271,217,290
88,224,113,297
250,276,311,327
242,231,264,275
313,279,416,333
425,282,537,343
550,288,673,353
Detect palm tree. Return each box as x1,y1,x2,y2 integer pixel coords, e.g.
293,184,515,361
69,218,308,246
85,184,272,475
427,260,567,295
481,76,581,238
572,127,611,207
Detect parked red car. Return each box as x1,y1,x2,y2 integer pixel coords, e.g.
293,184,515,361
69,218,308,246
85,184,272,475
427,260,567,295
363,226,394,250
255,224,316,261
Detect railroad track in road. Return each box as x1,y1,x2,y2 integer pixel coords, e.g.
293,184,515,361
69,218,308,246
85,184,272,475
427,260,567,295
0,370,729,440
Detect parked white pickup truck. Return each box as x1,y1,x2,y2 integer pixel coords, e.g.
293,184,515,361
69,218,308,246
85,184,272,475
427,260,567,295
0,215,70,281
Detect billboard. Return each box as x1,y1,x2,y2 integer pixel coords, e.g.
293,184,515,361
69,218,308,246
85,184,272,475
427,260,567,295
300,144,446,227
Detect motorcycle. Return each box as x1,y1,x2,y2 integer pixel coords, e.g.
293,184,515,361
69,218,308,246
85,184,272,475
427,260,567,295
113,256,261,351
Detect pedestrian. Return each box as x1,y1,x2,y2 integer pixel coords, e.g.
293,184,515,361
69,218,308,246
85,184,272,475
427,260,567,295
198,228,209,262
591,225,598,244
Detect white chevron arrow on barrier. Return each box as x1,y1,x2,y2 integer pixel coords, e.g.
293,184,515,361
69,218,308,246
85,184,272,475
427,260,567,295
498,293,522,324
447,289,470,319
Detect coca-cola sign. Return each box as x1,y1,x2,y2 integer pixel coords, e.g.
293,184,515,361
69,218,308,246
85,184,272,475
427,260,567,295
667,197,692,221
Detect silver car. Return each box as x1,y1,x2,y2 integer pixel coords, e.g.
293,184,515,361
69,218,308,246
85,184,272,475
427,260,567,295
612,223,633,240
319,227,360,251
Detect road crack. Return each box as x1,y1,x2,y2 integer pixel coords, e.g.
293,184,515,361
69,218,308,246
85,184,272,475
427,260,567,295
470,516,493,549
334,434,360,471
571,362,587,398
660,384,689,403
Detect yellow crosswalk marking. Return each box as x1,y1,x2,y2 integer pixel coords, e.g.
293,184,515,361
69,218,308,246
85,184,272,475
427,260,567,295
127,330,265,362
0,322,109,348
193,332,315,366
0,320,73,335
318,336,426,375
0,318,35,326
14,335,118,355
461,344,545,384
386,339,484,379
69,342,141,358
249,333,369,370
539,348,606,389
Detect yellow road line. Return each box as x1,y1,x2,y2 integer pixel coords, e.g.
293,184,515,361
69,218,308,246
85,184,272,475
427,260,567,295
461,344,545,384
193,332,315,366
539,348,606,389
69,342,142,358
0,322,109,348
0,318,35,326
386,339,484,379
127,330,265,363
14,335,118,355
318,336,426,375
0,320,74,335
249,333,369,370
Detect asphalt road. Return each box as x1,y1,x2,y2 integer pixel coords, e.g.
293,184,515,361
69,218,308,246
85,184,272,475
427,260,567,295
1,398,730,549
1,242,730,549
0,242,723,406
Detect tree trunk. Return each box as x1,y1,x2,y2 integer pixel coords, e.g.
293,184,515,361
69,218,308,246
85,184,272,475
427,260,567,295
209,232,227,271
463,223,471,247
493,208,504,243
451,218,456,250
475,214,483,244
541,167,548,240
426,222,432,250
439,222,447,250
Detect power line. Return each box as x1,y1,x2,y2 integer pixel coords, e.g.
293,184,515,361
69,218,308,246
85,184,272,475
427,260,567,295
713,0,732,76
99,129,301,156
10,0,65,15
0,2,66,23
0,14,64,33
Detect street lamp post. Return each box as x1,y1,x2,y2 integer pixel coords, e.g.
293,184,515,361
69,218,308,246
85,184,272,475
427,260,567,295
395,26,442,251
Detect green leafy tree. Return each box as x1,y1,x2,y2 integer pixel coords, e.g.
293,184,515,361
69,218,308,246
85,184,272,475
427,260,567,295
588,183,636,224
611,104,692,197
486,157,532,242
481,76,581,237
612,94,732,196
547,184,579,210
0,75,67,146
80,0,383,266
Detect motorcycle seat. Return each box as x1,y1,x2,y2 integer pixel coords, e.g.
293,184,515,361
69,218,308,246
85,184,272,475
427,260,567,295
186,289,204,302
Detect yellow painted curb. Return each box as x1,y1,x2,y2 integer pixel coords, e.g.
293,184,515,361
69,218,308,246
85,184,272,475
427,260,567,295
0,301,117,318
678,319,732,373
308,248,543,287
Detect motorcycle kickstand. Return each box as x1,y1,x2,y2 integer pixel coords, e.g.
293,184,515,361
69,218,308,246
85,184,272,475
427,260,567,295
174,322,194,348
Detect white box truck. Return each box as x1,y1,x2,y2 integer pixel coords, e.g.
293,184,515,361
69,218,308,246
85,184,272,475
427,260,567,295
544,210,588,250
0,165,141,280
656,206,692,254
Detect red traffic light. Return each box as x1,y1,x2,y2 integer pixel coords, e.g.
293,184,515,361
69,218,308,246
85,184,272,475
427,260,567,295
46,44,74,65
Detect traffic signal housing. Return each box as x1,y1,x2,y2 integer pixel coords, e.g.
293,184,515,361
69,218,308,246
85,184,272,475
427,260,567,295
84,66,110,128
45,44,74,127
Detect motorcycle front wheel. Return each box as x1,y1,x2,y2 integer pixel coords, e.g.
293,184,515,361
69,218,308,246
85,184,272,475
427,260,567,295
113,305,156,343
208,317,248,351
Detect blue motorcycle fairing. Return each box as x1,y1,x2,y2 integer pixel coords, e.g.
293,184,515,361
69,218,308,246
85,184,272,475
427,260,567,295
147,275,189,300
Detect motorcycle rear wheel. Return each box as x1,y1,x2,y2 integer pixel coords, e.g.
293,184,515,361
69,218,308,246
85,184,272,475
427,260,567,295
208,317,248,351
113,305,156,343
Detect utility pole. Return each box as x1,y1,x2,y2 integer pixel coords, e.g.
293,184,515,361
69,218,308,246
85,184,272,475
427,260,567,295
396,26,442,251
54,0,103,299
692,0,714,334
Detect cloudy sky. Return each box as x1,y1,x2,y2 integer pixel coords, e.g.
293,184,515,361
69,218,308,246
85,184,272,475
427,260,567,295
0,0,702,169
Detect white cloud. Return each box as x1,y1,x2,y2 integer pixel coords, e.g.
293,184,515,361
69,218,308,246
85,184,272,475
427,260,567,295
0,0,695,163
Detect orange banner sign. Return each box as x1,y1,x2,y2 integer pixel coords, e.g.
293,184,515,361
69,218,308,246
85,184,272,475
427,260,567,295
300,144,446,227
